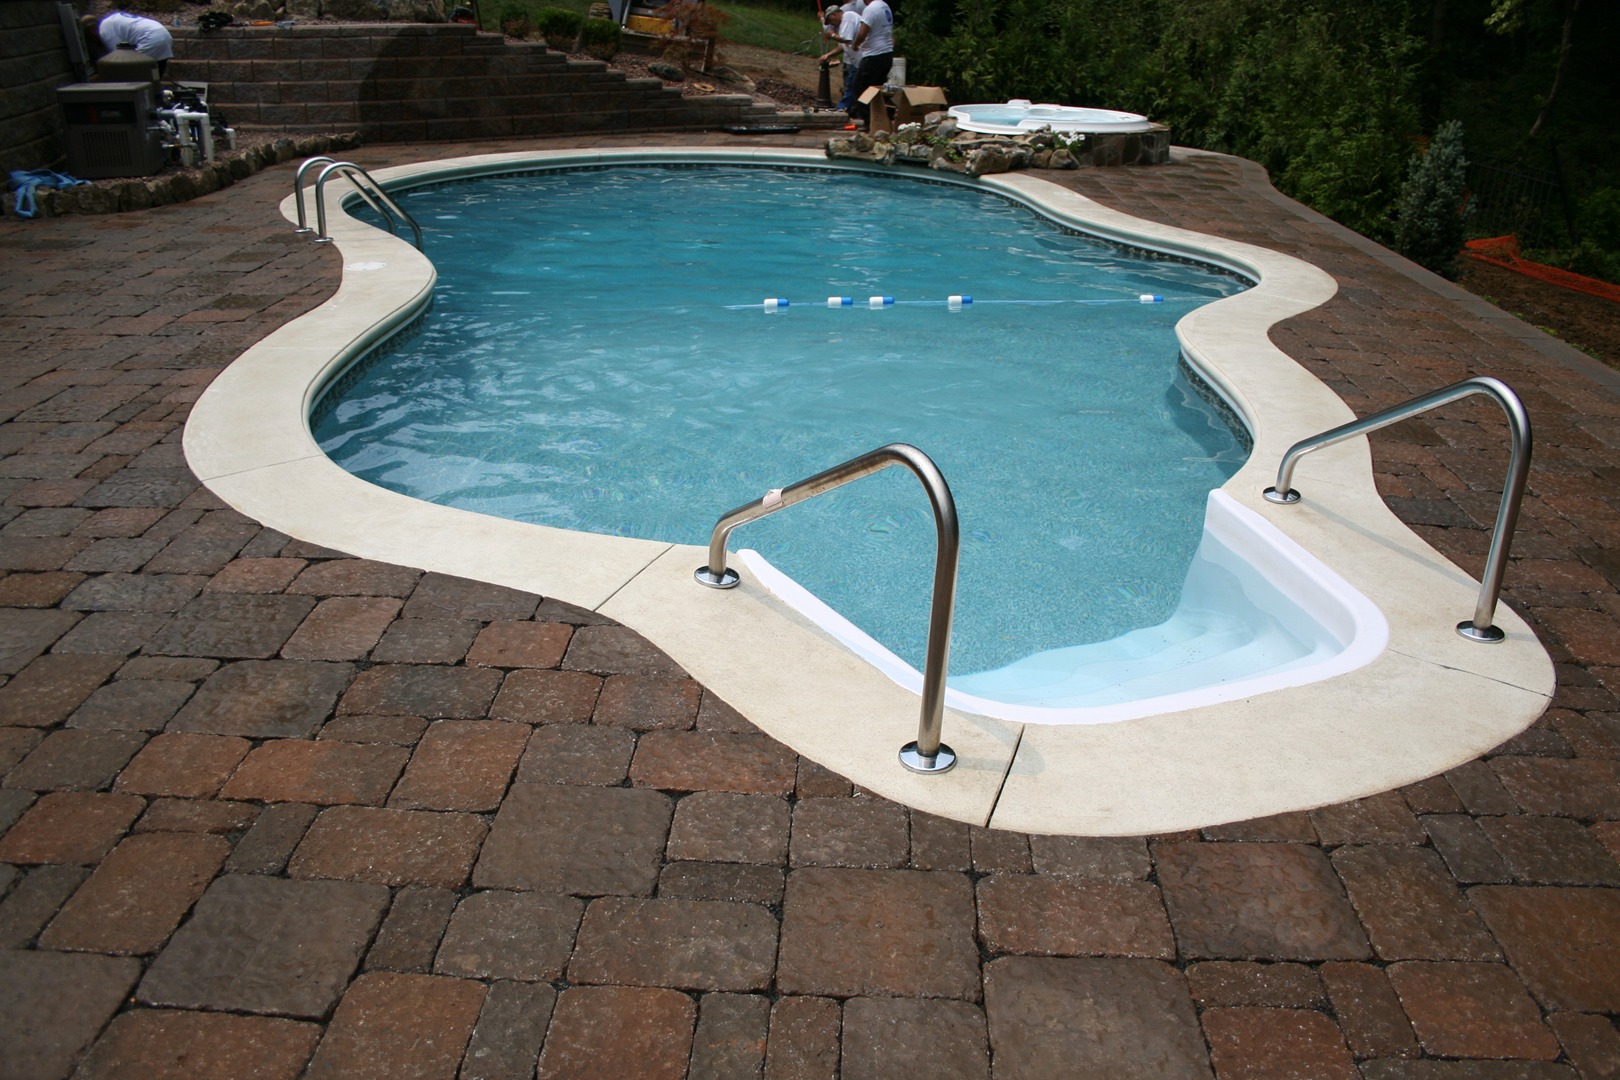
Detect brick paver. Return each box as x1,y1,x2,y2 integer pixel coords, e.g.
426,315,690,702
1156,841,1371,960
984,956,1212,1078
474,781,672,896
1202,1007,1358,1079
302,971,485,1080
136,874,388,1017
568,895,779,991
38,831,227,954
288,805,488,888
3,128,1619,1077
69,1009,321,1080
778,867,980,999
537,985,695,1080
434,889,583,981
386,718,528,812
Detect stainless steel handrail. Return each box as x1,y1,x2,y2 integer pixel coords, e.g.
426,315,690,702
292,155,336,234
311,161,423,250
695,444,961,774
1263,376,1532,643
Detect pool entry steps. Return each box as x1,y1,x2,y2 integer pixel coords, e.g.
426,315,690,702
695,444,962,775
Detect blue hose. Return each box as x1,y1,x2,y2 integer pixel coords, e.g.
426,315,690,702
9,170,90,219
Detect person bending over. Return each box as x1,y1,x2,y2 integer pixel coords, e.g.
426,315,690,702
833,3,865,113
83,10,175,76
818,6,865,116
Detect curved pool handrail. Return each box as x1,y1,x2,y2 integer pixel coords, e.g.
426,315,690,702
695,443,961,775
292,155,337,234
1263,376,1532,643
311,160,423,251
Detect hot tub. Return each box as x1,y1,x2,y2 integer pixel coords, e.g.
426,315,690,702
949,100,1157,135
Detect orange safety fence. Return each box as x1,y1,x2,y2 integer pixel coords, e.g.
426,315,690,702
1464,235,1620,304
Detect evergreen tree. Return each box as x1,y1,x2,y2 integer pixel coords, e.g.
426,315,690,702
1396,120,1470,278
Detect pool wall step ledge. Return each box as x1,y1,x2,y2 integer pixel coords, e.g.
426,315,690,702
183,146,1554,835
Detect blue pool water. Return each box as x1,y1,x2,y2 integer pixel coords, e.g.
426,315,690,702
315,166,1252,676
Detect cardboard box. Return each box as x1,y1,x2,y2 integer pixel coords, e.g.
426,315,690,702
857,85,894,133
890,85,948,125
859,85,948,134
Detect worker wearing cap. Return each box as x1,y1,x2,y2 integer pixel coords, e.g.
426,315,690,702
818,5,864,115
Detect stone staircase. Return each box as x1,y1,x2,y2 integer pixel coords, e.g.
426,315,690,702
167,23,788,142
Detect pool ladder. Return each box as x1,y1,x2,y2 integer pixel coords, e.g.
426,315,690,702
696,444,961,775
292,156,422,250
1264,376,1531,643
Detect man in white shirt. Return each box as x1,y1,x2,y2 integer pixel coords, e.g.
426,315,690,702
848,0,893,128
818,4,866,114
88,10,175,76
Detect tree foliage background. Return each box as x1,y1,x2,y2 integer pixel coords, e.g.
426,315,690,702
893,0,1617,272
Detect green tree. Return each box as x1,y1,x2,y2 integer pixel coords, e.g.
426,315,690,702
1396,119,1470,277
1487,0,1584,140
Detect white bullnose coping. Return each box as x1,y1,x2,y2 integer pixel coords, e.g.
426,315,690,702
183,147,1554,835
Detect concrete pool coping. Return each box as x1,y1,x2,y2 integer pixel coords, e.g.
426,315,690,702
182,146,1554,835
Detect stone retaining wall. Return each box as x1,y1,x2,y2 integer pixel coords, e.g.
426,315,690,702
167,23,774,143
0,1,78,175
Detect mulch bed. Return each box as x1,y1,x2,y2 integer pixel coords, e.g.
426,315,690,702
1457,258,1620,370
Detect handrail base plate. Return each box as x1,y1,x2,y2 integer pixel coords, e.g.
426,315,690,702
1457,621,1506,643
900,741,957,774
694,566,740,589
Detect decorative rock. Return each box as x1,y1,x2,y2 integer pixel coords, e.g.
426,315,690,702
73,185,119,214
649,61,684,82
710,66,755,91
824,112,1162,173
964,146,1015,176
2,133,361,220
231,0,276,21
824,132,896,167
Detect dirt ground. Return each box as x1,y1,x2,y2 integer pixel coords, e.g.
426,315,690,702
1457,258,1620,370
719,42,823,93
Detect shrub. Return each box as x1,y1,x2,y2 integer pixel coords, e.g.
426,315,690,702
658,0,729,70
499,4,533,38
580,16,621,59
535,6,583,50
1396,120,1470,279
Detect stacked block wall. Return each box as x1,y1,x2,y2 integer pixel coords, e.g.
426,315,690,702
167,24,775,142
1,1,77,173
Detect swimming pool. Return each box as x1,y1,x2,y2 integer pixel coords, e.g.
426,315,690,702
313,166,1262,691
183,146,1553,834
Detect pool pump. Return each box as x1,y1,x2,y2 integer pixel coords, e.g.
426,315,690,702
57,80,235,179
